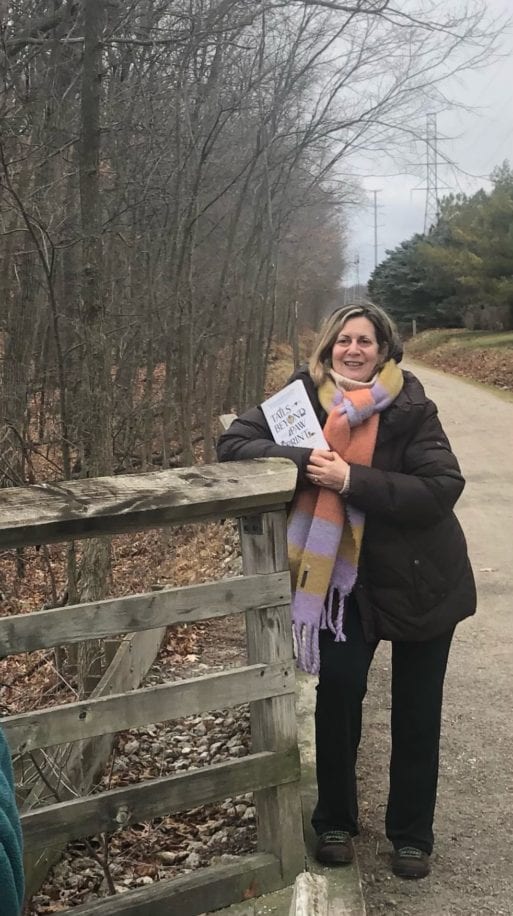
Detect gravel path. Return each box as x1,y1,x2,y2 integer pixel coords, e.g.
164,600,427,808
356,365,513,915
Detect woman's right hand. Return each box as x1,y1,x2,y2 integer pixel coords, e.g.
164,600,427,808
307,449,334,484
310,449,334,463
307,449,349,491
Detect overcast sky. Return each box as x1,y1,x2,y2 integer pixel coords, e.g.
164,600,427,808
344,0,513,284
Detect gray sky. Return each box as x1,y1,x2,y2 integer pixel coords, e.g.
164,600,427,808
345,0,513,284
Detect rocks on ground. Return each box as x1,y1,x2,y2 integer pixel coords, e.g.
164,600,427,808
30,528,252,914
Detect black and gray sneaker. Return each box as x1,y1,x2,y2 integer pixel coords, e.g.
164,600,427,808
392,846,430,879
315,830,354,866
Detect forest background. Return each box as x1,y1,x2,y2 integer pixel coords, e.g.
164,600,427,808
0,0,510,692
1,4,513,909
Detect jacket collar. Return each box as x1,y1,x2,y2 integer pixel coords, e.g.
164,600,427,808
377,371,426,442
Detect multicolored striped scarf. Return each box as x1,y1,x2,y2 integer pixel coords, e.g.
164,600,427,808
287,360,404,674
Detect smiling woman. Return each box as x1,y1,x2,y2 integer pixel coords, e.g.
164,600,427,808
308,304,403,387
217,300,476,880
331,317,381,382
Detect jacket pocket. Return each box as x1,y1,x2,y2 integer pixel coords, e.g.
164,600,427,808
411,555,448,612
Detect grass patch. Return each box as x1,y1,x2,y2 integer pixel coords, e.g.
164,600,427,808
462,332,513,349
405,329,468,355
407,328,513,355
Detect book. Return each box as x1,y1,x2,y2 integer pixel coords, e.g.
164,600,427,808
261,379,329,450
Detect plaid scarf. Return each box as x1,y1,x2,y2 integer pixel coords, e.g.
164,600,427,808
287,360,404,674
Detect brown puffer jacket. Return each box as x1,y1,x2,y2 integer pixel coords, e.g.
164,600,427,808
217,367,476,642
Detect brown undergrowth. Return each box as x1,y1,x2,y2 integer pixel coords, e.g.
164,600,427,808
405,328,513,391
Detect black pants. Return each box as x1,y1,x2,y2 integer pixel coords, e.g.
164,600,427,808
311,597,454,854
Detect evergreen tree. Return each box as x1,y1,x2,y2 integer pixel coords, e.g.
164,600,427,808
369,162,513,330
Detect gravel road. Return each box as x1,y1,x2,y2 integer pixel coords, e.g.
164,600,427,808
357,363,513,915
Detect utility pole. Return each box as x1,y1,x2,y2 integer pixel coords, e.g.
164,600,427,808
354,253,360,300
369,189,382,269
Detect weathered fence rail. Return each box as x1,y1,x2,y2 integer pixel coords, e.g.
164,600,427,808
0,458,305,915
0,460,295,547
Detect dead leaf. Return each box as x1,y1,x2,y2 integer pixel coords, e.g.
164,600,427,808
243,879,259,900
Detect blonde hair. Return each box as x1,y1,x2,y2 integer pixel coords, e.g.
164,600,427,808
308,301,403,386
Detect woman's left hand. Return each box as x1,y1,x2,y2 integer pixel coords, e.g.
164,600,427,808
307,450,349,491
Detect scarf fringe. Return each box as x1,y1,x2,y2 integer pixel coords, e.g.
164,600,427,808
293,621,320,675
326,586,347,642
293,593,347,675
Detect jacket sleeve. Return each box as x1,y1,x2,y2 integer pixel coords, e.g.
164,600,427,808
216,405,313,484
0,729,24,916
346,400,465,527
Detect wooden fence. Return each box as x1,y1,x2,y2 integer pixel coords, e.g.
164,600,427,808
0,458,305,915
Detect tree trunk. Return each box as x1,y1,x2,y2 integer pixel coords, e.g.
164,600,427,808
77,0,112,696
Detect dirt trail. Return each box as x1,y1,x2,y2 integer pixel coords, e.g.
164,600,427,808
356,363,513,915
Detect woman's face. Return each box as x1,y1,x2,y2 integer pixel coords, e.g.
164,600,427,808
331,316,382,382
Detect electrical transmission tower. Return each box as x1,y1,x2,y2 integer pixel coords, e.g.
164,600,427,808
424,113,439,233
412,113,450,235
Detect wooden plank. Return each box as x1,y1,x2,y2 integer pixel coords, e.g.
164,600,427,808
21,747,300,852
241,509,306,885
289,872,329,916
23,625,166,898
0,459,297,549
63,852,282,916
5,661,295,754
0,572,290,657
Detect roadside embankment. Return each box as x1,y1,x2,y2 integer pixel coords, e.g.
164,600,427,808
405,328,513,393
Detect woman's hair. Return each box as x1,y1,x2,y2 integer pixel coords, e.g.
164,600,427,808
308,301,403,385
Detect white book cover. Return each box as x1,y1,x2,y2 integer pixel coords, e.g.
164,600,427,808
261,379,329,450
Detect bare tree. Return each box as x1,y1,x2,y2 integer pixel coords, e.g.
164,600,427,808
0,0,502,683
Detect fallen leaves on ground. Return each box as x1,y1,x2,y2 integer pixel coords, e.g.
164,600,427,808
406,332,513,391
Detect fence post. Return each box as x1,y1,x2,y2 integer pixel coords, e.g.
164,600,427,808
239,507,305,884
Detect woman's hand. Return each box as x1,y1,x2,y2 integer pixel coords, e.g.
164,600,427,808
307,449,349,491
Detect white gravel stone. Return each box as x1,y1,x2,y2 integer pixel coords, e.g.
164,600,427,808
124,739,140,755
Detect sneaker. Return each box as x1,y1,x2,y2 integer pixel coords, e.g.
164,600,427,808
392,846,430,879
315,830,354,866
